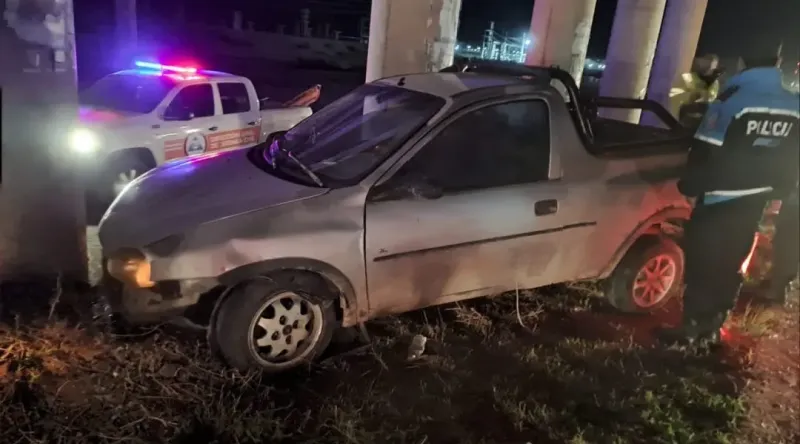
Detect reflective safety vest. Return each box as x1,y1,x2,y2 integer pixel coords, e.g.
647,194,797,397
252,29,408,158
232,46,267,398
669,72,720,117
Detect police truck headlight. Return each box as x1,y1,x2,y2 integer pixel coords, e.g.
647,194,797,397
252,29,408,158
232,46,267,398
69,128,100,153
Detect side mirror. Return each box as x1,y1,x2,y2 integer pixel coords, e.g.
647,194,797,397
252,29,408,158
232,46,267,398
371,174,443,202
406,178,443,200
266,130,287,144
163,107,194,121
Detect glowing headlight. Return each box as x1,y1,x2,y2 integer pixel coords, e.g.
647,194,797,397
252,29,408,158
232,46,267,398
107,251,155,288
68,128,100,153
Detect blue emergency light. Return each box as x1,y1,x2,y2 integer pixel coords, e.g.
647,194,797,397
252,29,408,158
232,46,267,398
134,61,198,74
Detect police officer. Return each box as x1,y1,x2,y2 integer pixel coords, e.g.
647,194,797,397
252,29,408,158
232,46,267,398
670,54,723,129
656,43,800,346
764,185,799,305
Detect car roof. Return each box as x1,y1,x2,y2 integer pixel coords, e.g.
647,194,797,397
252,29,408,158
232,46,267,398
374,71,550,98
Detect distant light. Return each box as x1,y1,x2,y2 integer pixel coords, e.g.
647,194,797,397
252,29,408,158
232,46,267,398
525,39,531,45
455,45,460,50
134,60,198,74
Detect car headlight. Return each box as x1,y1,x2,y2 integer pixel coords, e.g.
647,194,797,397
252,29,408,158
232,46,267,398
69,128,100,153
107,250,155,288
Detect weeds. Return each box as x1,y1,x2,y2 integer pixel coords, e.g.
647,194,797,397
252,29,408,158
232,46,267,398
0,284,797,443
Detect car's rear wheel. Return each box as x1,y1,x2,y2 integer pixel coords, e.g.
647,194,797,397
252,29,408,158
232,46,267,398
213,275,337,372
604,237,684,313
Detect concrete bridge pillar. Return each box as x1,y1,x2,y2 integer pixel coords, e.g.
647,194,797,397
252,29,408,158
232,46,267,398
526,0,597,86
599,0,667,123
0,0,87,291
642,0,709,126
366,0,462,82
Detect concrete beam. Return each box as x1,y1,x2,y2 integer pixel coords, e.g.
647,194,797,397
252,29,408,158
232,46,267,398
0,0,87,285
599,0,667,123
642,0,708,126
366,0,462,82
526,0,597,85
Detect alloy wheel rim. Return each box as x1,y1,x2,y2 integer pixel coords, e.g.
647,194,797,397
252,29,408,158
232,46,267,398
113,169,139,195
248,291,323,367
632,254,677,308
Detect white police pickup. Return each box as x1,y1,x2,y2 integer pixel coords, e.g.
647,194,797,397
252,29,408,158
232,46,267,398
71,61,315,210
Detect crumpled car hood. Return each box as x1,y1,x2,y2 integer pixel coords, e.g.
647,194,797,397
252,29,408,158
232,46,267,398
98,149,328,252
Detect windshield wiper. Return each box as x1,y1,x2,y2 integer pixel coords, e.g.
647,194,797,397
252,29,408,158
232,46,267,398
270,139,325,187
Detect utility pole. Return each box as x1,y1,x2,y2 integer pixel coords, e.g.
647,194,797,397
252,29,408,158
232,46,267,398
115,0,137,68
0,0,87,311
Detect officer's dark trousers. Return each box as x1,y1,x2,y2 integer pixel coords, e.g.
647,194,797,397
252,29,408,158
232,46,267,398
682,194,768,331
772,199,800,295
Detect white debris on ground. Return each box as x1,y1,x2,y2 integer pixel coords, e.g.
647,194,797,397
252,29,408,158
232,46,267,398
407,334,427,361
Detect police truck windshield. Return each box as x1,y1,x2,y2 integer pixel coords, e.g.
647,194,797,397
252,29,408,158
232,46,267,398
80,74,176,114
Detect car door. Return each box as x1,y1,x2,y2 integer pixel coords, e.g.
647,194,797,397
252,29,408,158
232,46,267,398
208,81,262,153
158,83,218,162
364,98,596,317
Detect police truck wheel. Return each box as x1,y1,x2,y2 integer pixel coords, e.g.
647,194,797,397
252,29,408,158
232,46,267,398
604,238,684,313
213,275,337,372
94,158,149,213
108,160,148,198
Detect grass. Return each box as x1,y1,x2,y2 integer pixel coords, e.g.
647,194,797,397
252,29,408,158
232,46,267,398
1,283,797,444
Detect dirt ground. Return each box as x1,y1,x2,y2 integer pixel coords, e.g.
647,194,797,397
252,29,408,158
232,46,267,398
1,282,797,444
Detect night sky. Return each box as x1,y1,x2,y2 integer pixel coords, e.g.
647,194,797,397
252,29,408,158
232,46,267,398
76,0,799,63
457,0,799,61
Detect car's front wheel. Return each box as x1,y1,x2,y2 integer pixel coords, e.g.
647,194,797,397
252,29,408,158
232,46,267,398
213,275,338,372
604,237,684,313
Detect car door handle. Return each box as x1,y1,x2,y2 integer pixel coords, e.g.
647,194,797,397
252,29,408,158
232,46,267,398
208,126,218,131
534,199,558,216
247,121,256,126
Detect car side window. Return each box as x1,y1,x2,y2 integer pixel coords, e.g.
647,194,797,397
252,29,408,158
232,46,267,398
165,84,215,118
218,82,252,114
394,100,551,193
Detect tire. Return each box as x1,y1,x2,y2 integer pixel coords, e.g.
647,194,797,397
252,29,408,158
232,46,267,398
604,237,684,313
213,274,338,372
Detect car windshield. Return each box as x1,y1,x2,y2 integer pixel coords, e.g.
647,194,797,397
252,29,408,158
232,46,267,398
80,74,176,114
266,83,445,185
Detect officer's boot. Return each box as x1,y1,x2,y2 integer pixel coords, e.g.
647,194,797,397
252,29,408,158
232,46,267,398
654,313,724,348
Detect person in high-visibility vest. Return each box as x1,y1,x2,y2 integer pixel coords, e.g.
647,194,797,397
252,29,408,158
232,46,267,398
669,54,723,130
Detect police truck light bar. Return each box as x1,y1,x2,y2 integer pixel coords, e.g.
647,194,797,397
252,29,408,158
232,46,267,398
134,61,198,74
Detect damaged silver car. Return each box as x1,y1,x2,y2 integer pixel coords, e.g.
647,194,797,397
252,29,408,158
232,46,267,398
99,65,692,372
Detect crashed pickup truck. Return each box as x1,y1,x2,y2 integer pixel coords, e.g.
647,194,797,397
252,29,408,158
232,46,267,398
99,63,692,372
72,61,317,211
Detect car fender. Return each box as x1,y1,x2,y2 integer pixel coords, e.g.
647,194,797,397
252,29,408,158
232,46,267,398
596,206,691,279
216,257,359,325
103,147,157,167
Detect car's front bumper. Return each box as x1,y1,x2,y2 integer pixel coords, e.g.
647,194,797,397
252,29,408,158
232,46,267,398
100,267,220,324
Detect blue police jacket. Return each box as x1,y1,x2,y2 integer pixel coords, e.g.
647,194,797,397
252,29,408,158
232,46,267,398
682,67,800,205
